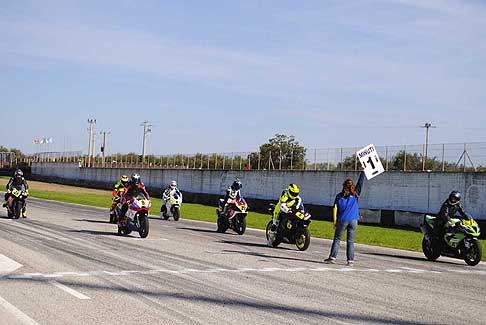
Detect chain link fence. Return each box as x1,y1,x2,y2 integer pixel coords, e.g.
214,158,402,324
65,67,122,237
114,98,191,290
23,142,486,172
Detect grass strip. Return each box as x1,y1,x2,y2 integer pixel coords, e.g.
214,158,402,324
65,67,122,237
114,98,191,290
27,188,485,261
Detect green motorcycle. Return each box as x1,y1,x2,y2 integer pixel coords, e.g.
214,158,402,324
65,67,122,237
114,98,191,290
421,215,482,266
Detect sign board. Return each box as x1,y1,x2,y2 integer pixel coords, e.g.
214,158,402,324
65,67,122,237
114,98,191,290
356,144,385,180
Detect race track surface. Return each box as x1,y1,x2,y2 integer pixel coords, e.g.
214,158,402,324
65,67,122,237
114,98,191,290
0,198,485,324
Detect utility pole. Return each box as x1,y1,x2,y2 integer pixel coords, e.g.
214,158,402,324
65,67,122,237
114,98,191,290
141,121,152,162
420,122,436,171
87,118,96,167
100,131,110,168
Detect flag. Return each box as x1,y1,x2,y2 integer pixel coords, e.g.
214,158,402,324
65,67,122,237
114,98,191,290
33,138,41,145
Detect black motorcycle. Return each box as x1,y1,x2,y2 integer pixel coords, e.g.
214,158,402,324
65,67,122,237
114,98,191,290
5,185,28,219
266,203,312,251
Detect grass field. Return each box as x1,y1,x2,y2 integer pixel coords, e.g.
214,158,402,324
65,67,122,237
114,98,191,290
25,187,486,261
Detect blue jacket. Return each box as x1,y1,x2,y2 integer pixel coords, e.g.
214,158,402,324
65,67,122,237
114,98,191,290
333,172,365,223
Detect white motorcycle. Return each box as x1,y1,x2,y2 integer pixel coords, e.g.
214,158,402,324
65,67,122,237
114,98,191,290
160,190,182,221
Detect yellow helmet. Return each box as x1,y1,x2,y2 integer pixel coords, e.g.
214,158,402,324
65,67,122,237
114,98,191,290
287,183,300,199
120,175,129,186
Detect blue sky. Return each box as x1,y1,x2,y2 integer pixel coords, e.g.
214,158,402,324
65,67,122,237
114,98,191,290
1,0,485,155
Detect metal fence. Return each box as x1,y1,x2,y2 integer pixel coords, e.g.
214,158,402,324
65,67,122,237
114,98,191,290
0,152,14,168
21,142,486,172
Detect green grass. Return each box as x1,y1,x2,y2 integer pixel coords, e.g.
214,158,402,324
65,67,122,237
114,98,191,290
28,188,486,261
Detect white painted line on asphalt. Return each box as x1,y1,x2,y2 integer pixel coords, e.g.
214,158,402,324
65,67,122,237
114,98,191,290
0,254,23,277
0,295,39,325
5,265,482,281
48,280,91,300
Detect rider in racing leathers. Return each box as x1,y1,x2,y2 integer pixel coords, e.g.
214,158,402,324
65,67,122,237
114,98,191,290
268,183,304,245
3,169,29,217
219,179,242,217
160,180,182,216
110,175,129,217
435,191,470,240
118,174,150,229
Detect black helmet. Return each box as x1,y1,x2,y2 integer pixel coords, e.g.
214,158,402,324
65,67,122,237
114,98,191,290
448,191,461,205
14,169,23,179
231,179,242,191
131,173,141,185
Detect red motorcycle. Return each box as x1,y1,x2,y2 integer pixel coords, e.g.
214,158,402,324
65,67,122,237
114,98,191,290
216,198,248,235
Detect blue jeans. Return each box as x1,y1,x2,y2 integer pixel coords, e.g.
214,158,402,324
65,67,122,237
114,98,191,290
329,219,358,261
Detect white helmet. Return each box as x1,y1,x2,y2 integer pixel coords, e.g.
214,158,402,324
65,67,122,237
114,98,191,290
170,180,177,188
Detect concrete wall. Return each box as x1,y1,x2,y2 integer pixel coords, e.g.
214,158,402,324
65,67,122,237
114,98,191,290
32,163,486,223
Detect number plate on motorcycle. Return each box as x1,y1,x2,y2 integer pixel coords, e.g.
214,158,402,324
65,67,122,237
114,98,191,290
356,144,385,180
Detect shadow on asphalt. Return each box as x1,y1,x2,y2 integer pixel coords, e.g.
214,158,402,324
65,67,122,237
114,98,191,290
73,219,110,224
67,229,125,237
177,227,237,235
363,252,463,266
219,240,292,250
222,249,322,264
4,277,434,325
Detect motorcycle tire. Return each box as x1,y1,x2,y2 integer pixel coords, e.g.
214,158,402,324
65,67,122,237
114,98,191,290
13,201,22,219
295,227,311,251
173,208,180,221
422,237,440,261
139,216,149,238
265,221,281,247
163,213,170,220
217,217,228,233
235,217,246,235
464,240,482,266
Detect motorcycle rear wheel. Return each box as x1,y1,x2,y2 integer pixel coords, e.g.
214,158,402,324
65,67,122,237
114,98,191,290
422,237,440,261
464,240,482,266
217,216,229,233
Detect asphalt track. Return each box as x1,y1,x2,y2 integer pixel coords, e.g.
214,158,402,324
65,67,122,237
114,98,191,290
0,198,485,324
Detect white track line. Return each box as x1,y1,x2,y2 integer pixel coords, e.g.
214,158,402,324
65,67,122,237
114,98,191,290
48,280,90,300
0,295,39,325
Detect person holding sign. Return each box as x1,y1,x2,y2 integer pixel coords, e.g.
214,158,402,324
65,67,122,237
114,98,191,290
324,172,365,266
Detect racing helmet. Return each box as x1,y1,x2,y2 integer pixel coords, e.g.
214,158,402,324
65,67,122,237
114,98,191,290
131,173,141,185
448,191,462,205
120,175,129,187
231,179,242,191
287,183,300,199
14,169,23,180
170,180,177,189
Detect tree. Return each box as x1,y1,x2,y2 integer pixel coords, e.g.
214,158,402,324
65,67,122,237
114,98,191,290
250,134,306,170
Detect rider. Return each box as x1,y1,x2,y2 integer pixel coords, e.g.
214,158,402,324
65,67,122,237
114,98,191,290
161,180,182,215
219,178,242,217
110,175,129,217
435,191,470,240
3,169,29,217
118,174,150,229
268,183,303,245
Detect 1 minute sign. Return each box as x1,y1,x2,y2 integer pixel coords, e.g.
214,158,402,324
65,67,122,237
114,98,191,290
356,144,385,180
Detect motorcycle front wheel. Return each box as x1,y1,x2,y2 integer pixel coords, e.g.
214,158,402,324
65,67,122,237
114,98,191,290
173,208,180,221
235,217,246,235
295,227,311,251
464,240,482,266
265,220,281,247
13,201,22,219
139,216,149,238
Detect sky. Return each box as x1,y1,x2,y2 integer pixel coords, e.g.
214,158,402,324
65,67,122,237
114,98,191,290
0,0,485,155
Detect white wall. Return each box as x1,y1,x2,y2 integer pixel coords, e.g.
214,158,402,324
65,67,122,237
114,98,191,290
32,163,486,219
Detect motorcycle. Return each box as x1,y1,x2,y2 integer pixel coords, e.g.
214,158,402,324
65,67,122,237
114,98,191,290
421,214,482,266
118,191,151,238
266,203,312,251
6,185,28,219
109,188,125,224
216,198,248,235
161,191,182,221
